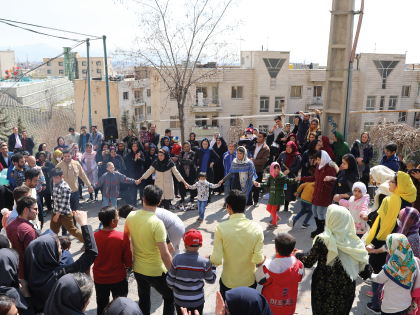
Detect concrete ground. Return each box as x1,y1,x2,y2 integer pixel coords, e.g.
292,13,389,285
41,189,373,315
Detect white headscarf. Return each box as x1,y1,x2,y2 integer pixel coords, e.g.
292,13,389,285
352,181,367,195
318,150,331,169
370,165,395,209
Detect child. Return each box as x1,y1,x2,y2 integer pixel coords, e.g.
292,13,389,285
255,162,300,229
166,228,216,315
222,142,237,207
290,178,315,229
338,182,369,238
93,206,133,315
58,235,74,267
50,167,84,243
407,160,416,172
171,136,181,156
379,143,399,172
256,233,304,315
370,233,417,315
139,126,150,145
188,172,220,222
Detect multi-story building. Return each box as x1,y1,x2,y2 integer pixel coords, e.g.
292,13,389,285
0,50,15,79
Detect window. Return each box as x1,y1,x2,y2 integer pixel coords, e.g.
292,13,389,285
259,125,269,133
97,69,102,74
388,96,397,110
82,61,87,66
147,89,151,97
230,115,243,126
195,115,207,127
196,87,208,98
274,97,284,113
373,60,400,89
290,86,302,98
313,86,322,97
364,122,374,131
135,90,143,103
366,96,375,110
399,112,407,122
147,106,151,114
170,116,180,128
379,96,385,110
212,86,219,104
231,86,243,99
96,61,101,66
123,92,129,100
47,61,51,66
82,69,87,74
59,62,63,66
260,97,269,113
47,70,51,74
402,85,411,97
59,70,64,75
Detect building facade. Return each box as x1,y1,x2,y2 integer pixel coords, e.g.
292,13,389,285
0,50,15,79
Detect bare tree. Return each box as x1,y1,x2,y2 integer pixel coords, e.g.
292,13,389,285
116,0,239,143
45,83,58,119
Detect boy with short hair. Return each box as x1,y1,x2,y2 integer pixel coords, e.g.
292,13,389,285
50,167,84,243
58,235,74,266
171,137,181,156
166,228,216,315
256,233,304,315
379,143,399,172
222,142,236,207
139,126,150,145
407,160,416,172
94,206,132,315
187,172,220,222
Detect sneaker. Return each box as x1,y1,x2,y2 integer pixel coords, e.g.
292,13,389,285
197,218,204,222
288,219,296,228
267,224,278,230
301,223,310,229
366,302,381,314
254,203,259,207
366,291,373,298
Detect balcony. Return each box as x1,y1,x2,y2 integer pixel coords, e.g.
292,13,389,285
307,97,324,109
192,98,222,112
191,126,221,137
133,97,145,105
135,114,146,121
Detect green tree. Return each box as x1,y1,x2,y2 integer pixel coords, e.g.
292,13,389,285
17,116,24,134
120,110,130,139
0,107,10,142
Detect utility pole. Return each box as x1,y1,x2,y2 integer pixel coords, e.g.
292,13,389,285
103,35,111,117
87,38,92,129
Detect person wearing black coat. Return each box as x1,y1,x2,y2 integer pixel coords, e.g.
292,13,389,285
212,137,228,194
144,144,157,187
8,127,23,153
178,142,197,203
125,142,145,206
0,146,12,169
0,184,13,223
193,138,220,183
105,147,126,173
329,153,360,203
36,152,54,212
188,132,200,152
21,132,35,155
149,124,160,147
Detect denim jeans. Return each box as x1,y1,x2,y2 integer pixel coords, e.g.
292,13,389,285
63,191,79,235
293,200,313,224
312,205,328,220
197,200,207,219
371,281,381,309
102,197,117,208
223,177,233,204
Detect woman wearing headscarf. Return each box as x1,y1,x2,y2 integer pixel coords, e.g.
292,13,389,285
37,151,54,212
300,132,318,154
51,149,63,167
286,133,299,151
144,144,157,187
300,139,321,177
116,141,131,163
215,286,273,315
0,248,35,314
139,148,188,210
301,150,339,237
161,136,172,152
103,297,142,315
177,142,197,203
303,118,321,143
105,147,126,174
71,143,83,161
80,143,99,201
351,132,374,187
276,141,301,212
125,141,145,206
332,131,350,167
122,129,139,151
365,171,417,313
23,213,98,312
321,136,335,161
44,273,94,315
326,154,359,204
54,136,69,151
370,234,417,315
96,143,110,179
219,146,257,204
295,205,370,315
212,137,228,194
188,132,200,152
36,143,51,161
397,207,420,258
193,138,220,193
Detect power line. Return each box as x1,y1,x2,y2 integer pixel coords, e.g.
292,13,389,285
0,18,101,39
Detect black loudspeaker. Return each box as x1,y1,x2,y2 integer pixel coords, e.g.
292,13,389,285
102,117,119,141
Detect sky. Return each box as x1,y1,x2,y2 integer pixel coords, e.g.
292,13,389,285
1,0,418,65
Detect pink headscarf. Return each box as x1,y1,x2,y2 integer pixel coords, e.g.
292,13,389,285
270,162,281,178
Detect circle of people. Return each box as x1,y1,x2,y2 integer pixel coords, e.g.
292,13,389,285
0,111,420,315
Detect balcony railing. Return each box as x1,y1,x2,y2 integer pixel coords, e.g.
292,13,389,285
309,96,324,106
135,114,145,121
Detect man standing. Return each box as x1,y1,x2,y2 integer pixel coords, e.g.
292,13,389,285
8,126,22,153
124,185,174,315
6,196,38,279
21,131,35,156
79,126,89,153
0,144,12,170
149,124,160,147
67,127,80,146
209,190,265,300
294,109,320,145
57,148,93,210
22,168,41,230
89,125,104,152
11,154,26,188
250,132,270,207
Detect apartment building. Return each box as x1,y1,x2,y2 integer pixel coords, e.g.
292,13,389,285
0,50,15,78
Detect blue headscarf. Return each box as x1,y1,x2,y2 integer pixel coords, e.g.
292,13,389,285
200,138,211,172
148,144,158,163
229,146,257,201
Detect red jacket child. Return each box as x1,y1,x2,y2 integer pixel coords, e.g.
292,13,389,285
171,136,181,156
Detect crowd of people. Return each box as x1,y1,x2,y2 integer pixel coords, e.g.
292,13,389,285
0,112,420,315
